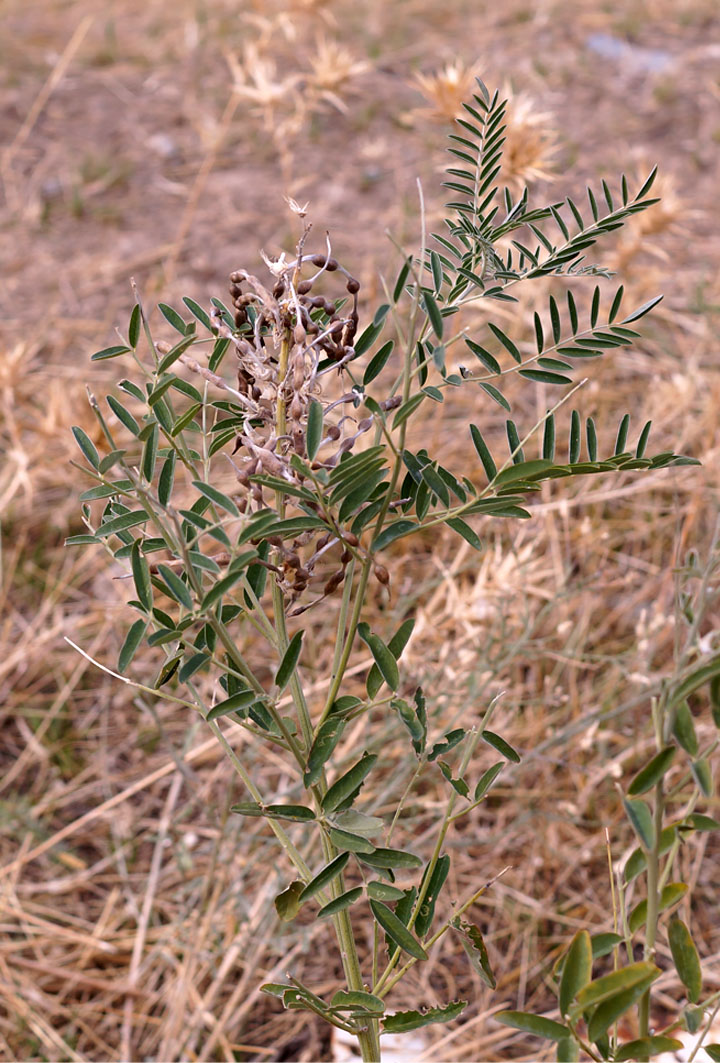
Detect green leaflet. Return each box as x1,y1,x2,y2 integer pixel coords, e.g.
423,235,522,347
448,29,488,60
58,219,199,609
382,1000,467,1033
370,901,428,961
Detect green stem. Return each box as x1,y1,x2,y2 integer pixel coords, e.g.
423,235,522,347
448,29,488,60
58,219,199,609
638,778,664,1038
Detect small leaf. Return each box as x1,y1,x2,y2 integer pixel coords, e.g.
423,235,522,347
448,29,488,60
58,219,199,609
574,962,659,1013
438,760,469,797
364,340,395,385
265,804,316,821
559,931,592,1015
118,619,147,673
474,761,504,800
488,323,521,363
587,978,657,1043
107,395,140,436
358,624,399,690
370,901,428,960
330,990,385,1016
447,517,483,550
481,730,520,763
179,652,209,683
328,827,375,854
158,302,188,333
317,886,363,919
621,293,663,324
97,510,149,538
306,399,323,461
691,757,713,797
359,847,423,869
131,541,153,612
206,690,257,720
623,797,654,850
158,453,176,507
297,850,348,901
591,932,622,959
305,718,346,786
372,520,417,552
424,291,444,339
393,256,412,303
183,296,214,332
275,631,303,693
367,881,406,901
470,424,497,480
428,728,465,762
615,1037,684,1062
71,426,100,468
128,304,142,348
192,480,240,517
275,881,305,922
670,653,720,707
382,1000,467,1033
322,753,377,814
157,564,194,610
705,1046,720,1062
668,918,702,1003
91,345,132,361
495,1012,569,1042
672,701,699,756
453,919,495,988
627,746,676,796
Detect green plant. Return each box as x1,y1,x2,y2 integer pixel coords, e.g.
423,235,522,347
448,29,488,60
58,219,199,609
497,523,720,1062
67,81,712,1062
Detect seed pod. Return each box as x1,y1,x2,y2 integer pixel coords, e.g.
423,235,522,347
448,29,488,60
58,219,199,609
343,532,359,547
374,564,390,587
297,280,313,295
379,396,402,411
290,394,304,420
311,254,338,271
329,319,344,335
294,323,306,343
273,280,285,298
230,270,244,284
341,549,352,564
326,425,341,441
230,283,243,298
292,427,306,455
316,532,333,551
285,552,301,570
346,277,360,294
324,569,345,595
323,300,336,316
156,341,171,354
357,418,373,433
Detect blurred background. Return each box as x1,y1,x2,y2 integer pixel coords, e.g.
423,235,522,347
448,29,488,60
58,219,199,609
1,0,719,1059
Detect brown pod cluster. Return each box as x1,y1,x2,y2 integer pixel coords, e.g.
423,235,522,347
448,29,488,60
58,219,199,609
213,243,391,609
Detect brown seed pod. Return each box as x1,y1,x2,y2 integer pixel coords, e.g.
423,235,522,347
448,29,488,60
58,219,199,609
273,280,285,298
326,425,341,441
374,564,390,587
297,280,313,295
311,254,338,271
346,277,360,294
340,549,352,564
379,396,402,411
343,532,359,547
323,569,345,595
230,283,243,298
230,271,243,284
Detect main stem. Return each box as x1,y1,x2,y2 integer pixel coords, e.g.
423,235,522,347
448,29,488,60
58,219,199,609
275,325,380,1062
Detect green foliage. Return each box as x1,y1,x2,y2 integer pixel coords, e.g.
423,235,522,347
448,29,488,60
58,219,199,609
67,78,712,1063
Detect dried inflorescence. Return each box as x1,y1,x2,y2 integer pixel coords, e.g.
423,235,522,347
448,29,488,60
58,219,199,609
207,236,398,610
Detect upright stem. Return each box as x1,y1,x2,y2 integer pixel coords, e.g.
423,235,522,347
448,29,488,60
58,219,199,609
638,778,664,1038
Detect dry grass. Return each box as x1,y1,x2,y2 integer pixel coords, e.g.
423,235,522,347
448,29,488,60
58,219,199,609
2,0,720,1059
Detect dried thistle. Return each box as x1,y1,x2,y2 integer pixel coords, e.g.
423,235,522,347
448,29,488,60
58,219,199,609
413,59,484,122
